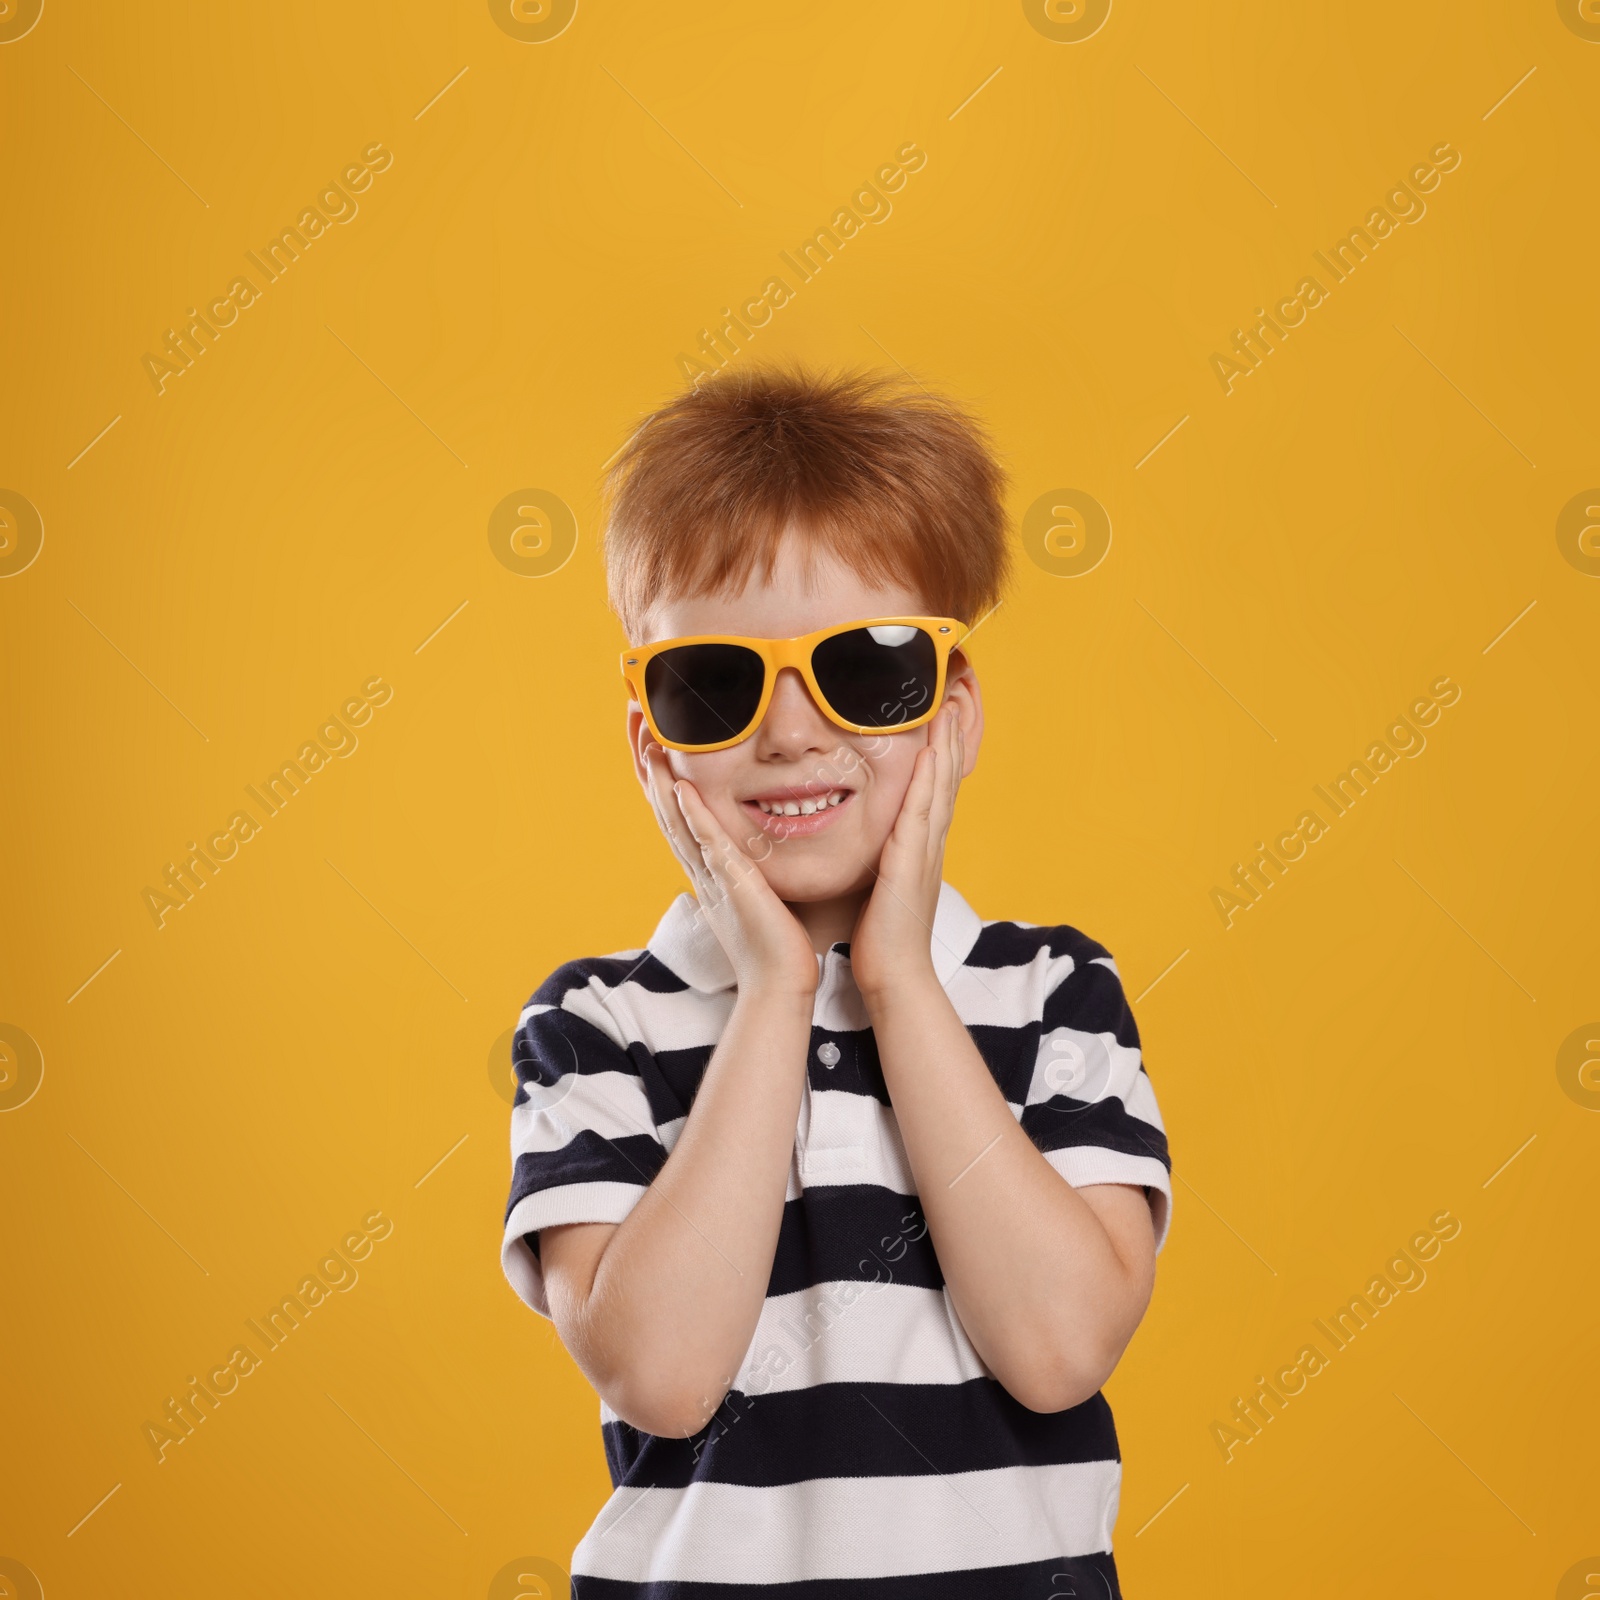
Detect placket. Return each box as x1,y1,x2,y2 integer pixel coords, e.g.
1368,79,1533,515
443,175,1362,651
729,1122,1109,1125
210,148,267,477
794,950,832,1158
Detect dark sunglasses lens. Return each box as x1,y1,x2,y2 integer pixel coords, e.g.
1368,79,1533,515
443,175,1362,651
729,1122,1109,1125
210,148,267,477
644,643,766,746
812,625,939,729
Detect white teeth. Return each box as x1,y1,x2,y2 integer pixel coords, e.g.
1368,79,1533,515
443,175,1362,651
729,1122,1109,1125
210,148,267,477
751,790,850,815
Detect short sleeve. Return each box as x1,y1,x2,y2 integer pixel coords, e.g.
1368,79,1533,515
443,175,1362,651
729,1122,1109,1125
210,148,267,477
1021,944,1174,1253
500,969,669,1317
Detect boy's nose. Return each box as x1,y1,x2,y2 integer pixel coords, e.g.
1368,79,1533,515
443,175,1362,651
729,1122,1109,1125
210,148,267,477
753,666,837,757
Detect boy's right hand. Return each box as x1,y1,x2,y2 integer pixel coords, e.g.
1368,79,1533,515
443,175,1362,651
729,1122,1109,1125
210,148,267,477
644,743,819,1001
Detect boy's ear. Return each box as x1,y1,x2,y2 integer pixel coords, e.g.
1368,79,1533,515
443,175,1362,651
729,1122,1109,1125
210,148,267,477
945,649,984,779
626,700,654,791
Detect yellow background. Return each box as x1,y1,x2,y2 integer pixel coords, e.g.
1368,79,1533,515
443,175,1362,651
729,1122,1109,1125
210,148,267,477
3,1,1597,1595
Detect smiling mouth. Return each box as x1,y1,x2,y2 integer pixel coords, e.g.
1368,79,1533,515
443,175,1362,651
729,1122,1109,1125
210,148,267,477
740,786,855,837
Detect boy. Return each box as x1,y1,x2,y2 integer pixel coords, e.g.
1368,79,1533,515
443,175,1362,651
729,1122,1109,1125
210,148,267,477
500,366,1173,1597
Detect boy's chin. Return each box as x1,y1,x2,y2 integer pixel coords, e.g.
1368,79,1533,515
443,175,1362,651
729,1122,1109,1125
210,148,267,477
757,854,878,906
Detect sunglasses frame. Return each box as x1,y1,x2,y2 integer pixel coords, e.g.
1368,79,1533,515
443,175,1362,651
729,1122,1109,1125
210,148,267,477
621,615,970,754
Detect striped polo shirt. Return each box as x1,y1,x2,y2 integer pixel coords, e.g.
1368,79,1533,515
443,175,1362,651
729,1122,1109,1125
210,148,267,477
501,881,1173,1598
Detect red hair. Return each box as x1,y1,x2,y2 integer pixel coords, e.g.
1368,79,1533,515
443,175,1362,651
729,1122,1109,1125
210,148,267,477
601,363,1011,640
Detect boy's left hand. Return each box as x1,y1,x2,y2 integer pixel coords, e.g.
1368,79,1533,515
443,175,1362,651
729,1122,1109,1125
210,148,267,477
850,700,965,1005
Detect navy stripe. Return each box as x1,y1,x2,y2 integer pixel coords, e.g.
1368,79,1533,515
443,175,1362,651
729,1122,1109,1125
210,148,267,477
505,1130,667,1224
603,1380,1121,1490
513,1006,630,1087
768,1185,940,1298
650,1043,714,1114
573,1551,1121,1600
514,1007,693,1129
969,1021,1044,1103
1024,1095,1171,1173
807,1025,888,1100
966,920,1108,971
1041,960,1139,1046
530,952,691,1006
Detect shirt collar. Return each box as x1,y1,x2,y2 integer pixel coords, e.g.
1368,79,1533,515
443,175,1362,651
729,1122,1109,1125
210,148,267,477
646,880,985,994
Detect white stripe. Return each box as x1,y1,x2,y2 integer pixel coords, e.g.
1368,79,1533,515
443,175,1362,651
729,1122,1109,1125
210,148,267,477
509,1069,1165,1208
564,977,735,1053
1122,1069,1166,1134
1043,1148,1172,1253
790,1083,1163,1200
572,1459,1120,1581
943,950,1065,1024
501,1183,648,1316
1027,1026,1124,1106
597,1282,985,1422
1025,1027,1166,1134
812,978,871,1034
737,1280,990,1394
529,945,1128,1053
944,948,1126,1028
510,1068,662,1153
796,1087,913,1190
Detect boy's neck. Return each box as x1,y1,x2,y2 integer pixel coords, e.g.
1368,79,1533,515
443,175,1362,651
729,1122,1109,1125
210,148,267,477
785,889,871,960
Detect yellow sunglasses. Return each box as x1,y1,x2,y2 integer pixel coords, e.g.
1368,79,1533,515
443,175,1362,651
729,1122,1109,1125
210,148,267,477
622,615,969,753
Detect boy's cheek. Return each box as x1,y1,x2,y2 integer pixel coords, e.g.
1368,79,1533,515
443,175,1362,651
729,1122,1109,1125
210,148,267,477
869,741,926,818
726,803,773,860
670,752,739,821
846,778,919,868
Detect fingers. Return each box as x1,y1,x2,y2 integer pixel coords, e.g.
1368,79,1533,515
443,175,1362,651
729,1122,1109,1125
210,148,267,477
643,744,707,887
942,698,965,817
676,779,762,895
673,777,726,861
907,702,962,849
643,744,771,908
902,738,940,828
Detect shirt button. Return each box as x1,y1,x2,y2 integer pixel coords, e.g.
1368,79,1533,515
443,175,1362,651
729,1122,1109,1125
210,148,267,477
817,1042,841,1068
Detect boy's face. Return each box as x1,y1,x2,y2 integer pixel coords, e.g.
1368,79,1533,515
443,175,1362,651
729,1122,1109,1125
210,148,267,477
626,537,984,905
